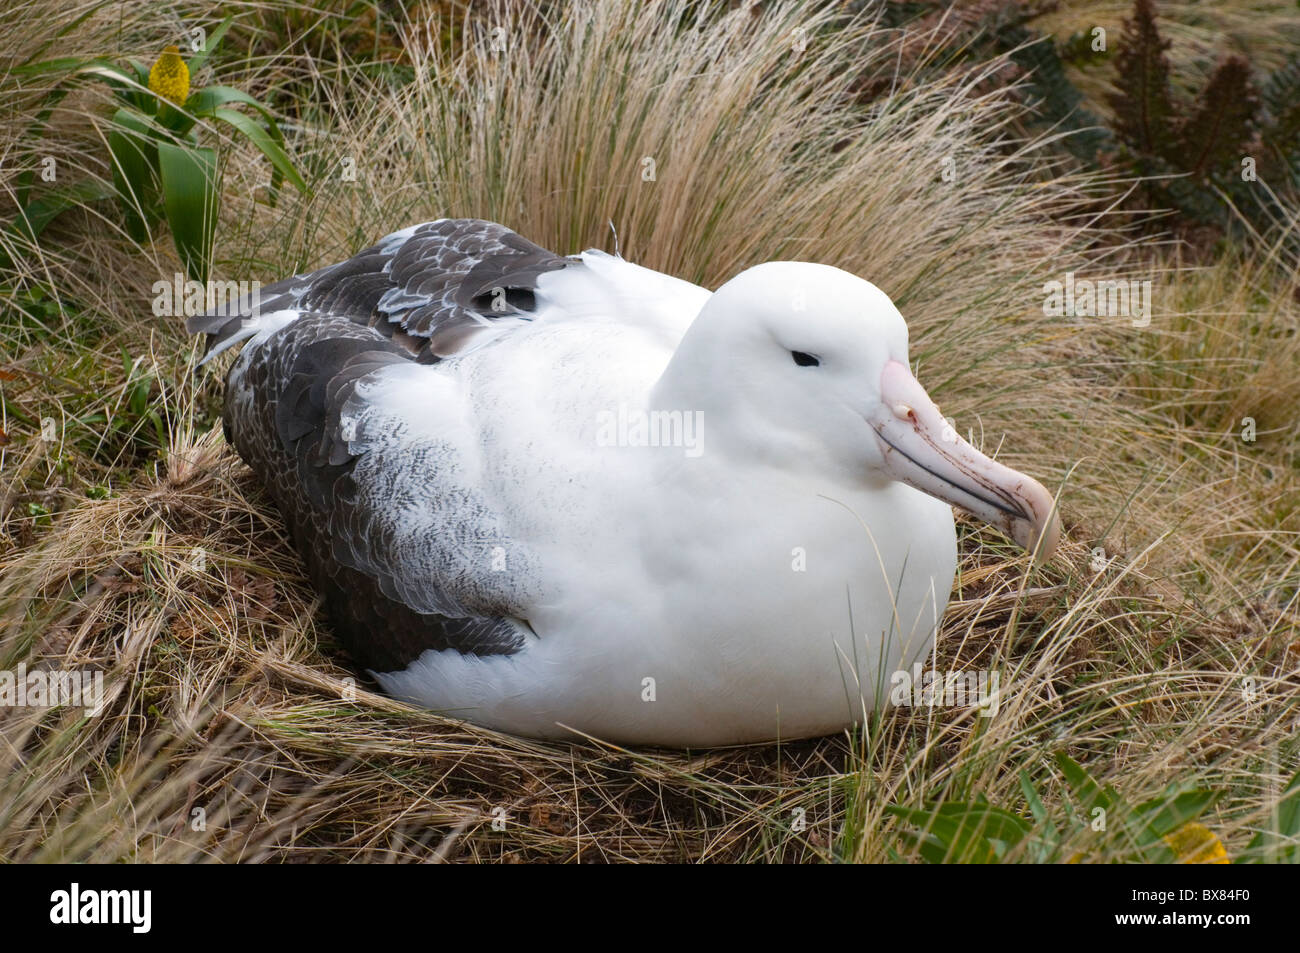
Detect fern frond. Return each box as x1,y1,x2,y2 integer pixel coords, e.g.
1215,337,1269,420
1175,55,1257,183
1108,0,1175,157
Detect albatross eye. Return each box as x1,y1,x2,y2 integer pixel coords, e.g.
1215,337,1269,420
791,350,821,367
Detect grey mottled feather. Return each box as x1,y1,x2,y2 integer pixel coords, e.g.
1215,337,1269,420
205,220,564,671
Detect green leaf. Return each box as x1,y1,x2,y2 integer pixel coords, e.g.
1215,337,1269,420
9,56,129,77
185,16,235,75
69,61,140,88
1019,768,1059,848
210,107,309,195
183,85,273,119
13,87,71,209
116,61,155,112
7,179,114,242
9,56,153,112
1276,770,1300,839
937,803,1031,848
107,108,161,242
886,803,1030,863
1246,769,1300,862
268,162,284,209
1056,754,1114,813
158,142,219,284
890,827,950,865
181,88,310,199
0,179,116,271
1133,790,1218,842
20,5,111,68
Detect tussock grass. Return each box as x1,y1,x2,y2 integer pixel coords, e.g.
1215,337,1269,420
1,0,1297,862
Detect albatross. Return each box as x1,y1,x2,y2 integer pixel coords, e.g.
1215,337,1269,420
190,218,1059,747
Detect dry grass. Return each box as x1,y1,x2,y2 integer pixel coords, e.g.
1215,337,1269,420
1,0,1297,862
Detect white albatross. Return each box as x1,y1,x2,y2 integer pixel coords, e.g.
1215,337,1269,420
190,218,1060,747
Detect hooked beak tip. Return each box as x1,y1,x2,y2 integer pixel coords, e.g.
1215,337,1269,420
875,359,1062,561
1012,488,1061,562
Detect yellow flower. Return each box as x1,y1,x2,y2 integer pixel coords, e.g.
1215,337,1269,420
148,45,190,106
1163,822,1229,864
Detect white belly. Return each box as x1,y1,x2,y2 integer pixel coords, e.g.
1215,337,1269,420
377,477,957,746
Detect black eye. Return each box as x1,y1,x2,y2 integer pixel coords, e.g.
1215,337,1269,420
791,350,820,367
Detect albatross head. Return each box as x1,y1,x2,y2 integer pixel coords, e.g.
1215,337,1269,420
662,260,1060,558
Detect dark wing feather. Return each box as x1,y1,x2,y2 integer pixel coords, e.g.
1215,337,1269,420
212,220,561,672
188,218,573,363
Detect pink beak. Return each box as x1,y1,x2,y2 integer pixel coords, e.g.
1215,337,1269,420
871,360,1060,559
